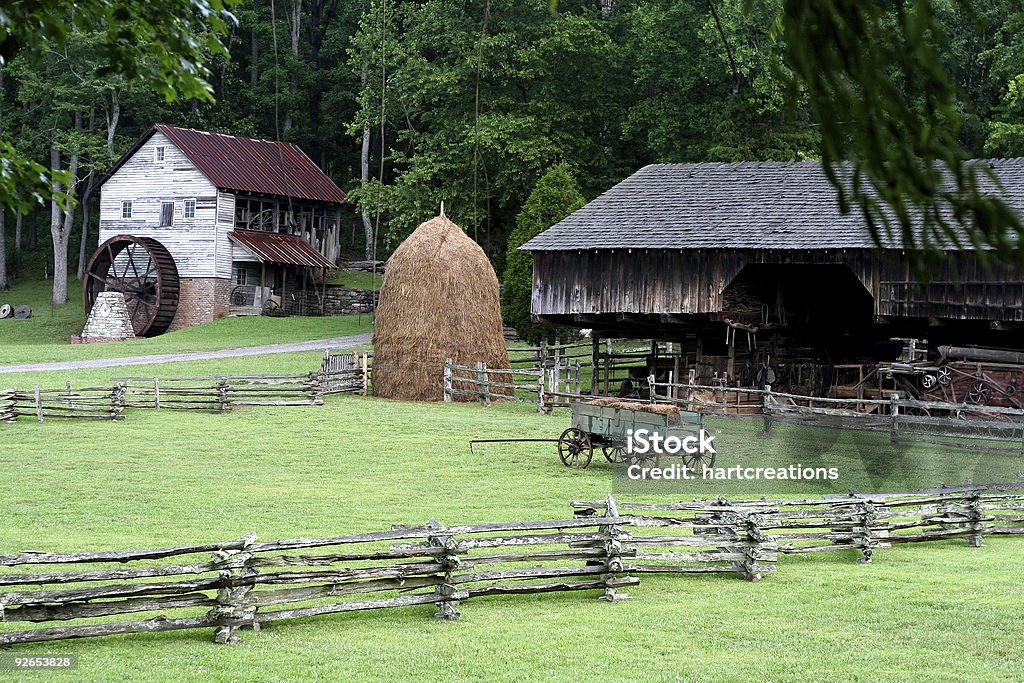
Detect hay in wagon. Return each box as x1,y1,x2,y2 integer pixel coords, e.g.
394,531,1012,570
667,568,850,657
372,215,512,401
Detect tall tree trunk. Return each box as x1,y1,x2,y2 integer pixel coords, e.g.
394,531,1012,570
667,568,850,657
250,24,259,88
106,90,119,157
76,172,98,280
308,0,337,165
14,212,22,252
360,74,373,258
51,113,81,306
50,144,67,304
0,209,7,289
284,0,301,134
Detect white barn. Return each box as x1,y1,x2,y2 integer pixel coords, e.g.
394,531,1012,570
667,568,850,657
97,124,346,330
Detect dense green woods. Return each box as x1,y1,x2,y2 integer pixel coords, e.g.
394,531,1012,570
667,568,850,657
2,0,1024,298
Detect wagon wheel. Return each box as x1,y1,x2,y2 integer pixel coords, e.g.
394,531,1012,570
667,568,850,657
558,428,593,469
682,449,716,473
936,366,953,386
968,381,989,405
84,235,179,337
628,449,658,469
230,286,250,306
602,441,628,463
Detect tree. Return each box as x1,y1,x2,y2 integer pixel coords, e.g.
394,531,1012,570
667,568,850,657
0,0,237,219
779,0,1023,263
502,163,584,343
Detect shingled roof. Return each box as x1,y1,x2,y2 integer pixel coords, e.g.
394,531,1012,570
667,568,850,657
520,160,1024,251
105,124,347,204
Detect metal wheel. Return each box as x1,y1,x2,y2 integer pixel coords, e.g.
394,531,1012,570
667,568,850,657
682,449,716,473
84,235,179,337
602,442,628,463
230,286,250,306
558,428,593,469
921,374,937,390
968,381,989,405
936,366,953,386
628,449,658,469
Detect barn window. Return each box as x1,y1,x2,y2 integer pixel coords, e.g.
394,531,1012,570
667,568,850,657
184,198,196,219
155,146,165,162
121,200,132,219
160,202,174,227
235,267,248,286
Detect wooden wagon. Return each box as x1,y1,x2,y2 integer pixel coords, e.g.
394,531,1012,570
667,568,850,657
558,400,710,469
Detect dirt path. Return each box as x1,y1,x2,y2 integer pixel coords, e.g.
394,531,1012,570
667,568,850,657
0,333,373,375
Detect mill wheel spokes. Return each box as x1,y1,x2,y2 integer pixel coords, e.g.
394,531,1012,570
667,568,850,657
84,235,180,337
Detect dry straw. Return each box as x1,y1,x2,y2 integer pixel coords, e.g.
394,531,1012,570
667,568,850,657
373,215,512,401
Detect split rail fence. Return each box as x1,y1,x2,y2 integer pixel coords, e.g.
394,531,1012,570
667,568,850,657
0,485,1020,647
573,484,1024,573
442,358,582,412
649,378,1024,452
0,504,635,646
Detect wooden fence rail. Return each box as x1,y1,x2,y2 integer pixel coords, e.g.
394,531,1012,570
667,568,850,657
113,374,324,410
442,359,582,412
573,484,1024,572
320,350,370,395
649,379,1024,451
4,386,125,422
0,502,635,646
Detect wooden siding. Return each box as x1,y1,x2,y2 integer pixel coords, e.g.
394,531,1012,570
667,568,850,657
215,191,237,279
531,249,1024,321
99,131,219,278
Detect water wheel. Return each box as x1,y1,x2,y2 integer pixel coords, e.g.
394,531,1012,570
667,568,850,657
84,235,180,337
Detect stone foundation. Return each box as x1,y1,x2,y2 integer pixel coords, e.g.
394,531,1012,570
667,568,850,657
169,277,231,331
79,291,136,342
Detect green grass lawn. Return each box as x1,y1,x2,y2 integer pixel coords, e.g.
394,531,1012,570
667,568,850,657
0,279,373,366
326,270,382,290
1,391,1021,682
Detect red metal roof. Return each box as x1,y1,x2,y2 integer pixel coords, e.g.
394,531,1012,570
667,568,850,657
136,124,346,204
229,230,337,269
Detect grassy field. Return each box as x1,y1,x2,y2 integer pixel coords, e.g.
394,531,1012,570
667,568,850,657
0,279,373,366
326,270,382,290
1,388,1022,682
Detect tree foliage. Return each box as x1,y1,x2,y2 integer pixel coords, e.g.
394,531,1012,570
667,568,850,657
779,0,1024,262
502,163,584,343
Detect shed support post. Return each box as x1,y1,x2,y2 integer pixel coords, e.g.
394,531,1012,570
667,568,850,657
889,394,899,443
762,385,772,435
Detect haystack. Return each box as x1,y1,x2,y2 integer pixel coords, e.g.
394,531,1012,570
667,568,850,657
372,215,512,401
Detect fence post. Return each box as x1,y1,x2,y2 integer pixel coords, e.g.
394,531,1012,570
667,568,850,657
475,362,490,406
33,385,42,423
889,394,899,443
427,520,463,620
361,352,369,396
217,378,230,411
966,491,986,548
443,359,453,402
209,532,258,644
154,378,161,410
309,371,325,405
537,370,548,414
762,385,772,435
111,383,126,421
855,500,878,563
599,495,631,601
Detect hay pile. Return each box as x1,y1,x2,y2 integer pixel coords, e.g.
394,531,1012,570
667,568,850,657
372,215,512,401
585,398,682,421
